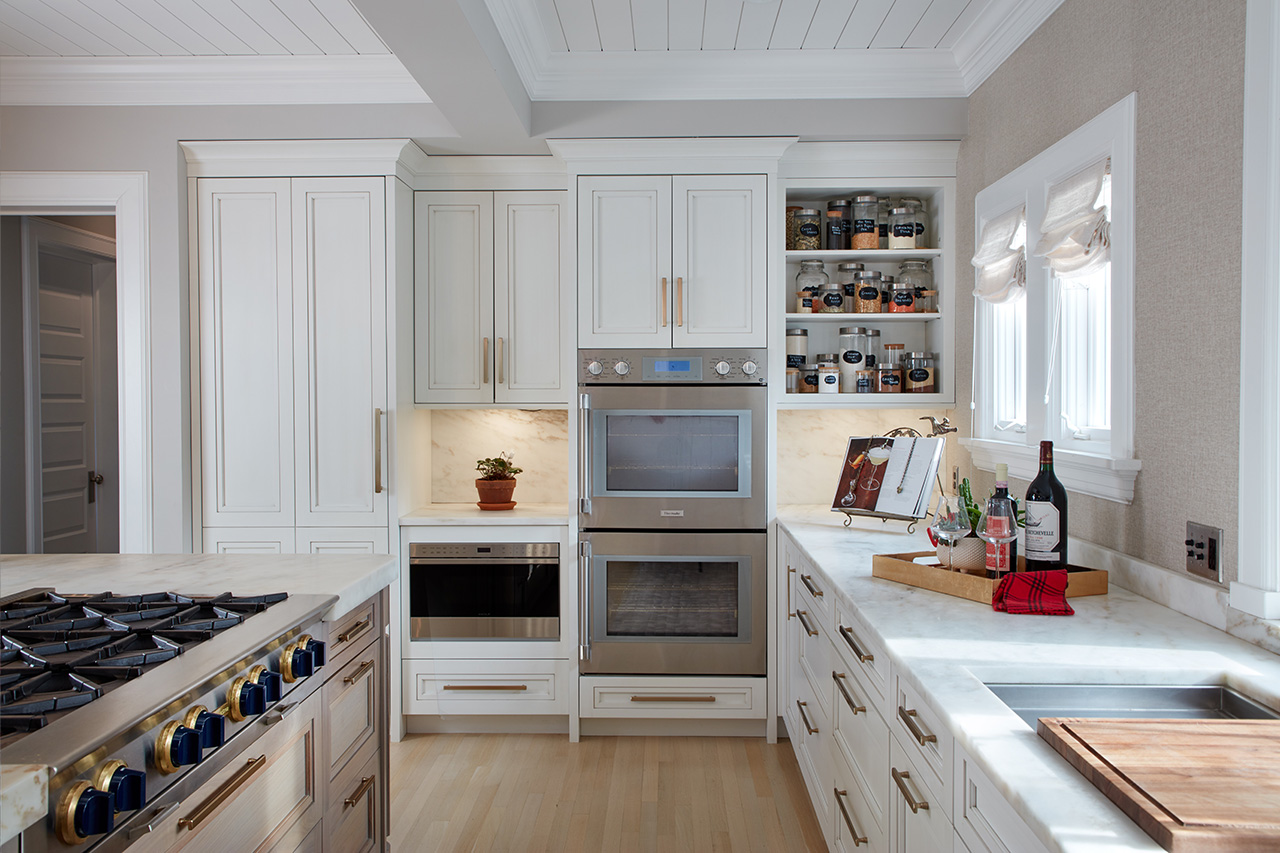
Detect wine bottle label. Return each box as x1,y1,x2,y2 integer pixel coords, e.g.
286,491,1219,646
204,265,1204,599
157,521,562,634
1024,500,1062,560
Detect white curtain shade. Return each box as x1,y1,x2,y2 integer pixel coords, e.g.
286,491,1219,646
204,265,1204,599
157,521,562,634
972,205,1026,304
1035,157,1110,277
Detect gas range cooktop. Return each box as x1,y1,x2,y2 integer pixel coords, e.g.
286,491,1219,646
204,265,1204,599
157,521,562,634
0,589,287,745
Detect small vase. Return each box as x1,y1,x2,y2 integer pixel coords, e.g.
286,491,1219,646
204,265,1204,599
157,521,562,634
937,535,986,573
475,478,517,511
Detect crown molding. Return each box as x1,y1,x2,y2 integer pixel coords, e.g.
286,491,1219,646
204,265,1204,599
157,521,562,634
409,155,568,190
180,139,425,178
547,137,799,175
0,55,430,106
952,0,1067,93
780,141,961,179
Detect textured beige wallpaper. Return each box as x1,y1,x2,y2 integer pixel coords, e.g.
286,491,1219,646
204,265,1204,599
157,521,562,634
954,0,1246,584
431,409,569,504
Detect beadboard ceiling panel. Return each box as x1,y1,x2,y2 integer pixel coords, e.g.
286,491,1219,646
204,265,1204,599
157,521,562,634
630,0,666,50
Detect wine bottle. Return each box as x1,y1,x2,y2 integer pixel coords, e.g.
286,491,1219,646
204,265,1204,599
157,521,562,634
1024,441,1068,571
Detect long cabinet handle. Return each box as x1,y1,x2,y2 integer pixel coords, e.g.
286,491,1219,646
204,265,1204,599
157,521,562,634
373,409,383,494
443,684,528,691
179,755,266,830
497,337,504,385
344,659,375,685
578,394,592,516
787,565,795,619
795,609,818,637
834,788,868,846
892,767,929,813
839,624,874,663
344,775,375,808
579,538,592,661
337,617,372,645
482,337,489,384
795,700,818,735
833,672,865,715
898,706,937,745
631,695,716,703
676,276,683,327
800,574,824,597
661,277,668,327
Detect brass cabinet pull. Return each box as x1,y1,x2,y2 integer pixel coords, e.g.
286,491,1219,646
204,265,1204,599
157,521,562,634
787,564,795,618
179,755,266,830
127,801,183,839
443,684,528,691
839,624,874,663
497,337,505,385
373,408,383,494
482,337,489,384
344,775,375,808
343,659,375,685
338,617,372,645
834,788,868,846
630,694,715,702
800,574,824,597
260,701,297,726
892,767,929,813
676,276,683,326
795,609,818,637
660,277,668,327
795,700,818,735
833,672,865,715
898,706,937,745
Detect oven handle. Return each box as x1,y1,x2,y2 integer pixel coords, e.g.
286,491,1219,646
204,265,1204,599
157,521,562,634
409,557,560,566
578,392,592,515
578,538,592,661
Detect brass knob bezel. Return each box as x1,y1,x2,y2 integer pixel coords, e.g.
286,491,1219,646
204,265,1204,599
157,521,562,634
182,705,208,730
248,664,267,684
56,780,94,844
227,677,250,721
155,721,185,774
91,760,127,797
280,642,299,683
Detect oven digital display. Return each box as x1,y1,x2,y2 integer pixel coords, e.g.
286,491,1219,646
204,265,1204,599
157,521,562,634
652,360,690,373
641,358,702,380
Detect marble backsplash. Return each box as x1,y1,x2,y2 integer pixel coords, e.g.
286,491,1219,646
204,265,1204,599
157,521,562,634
431,410,569,504
777,408,958,506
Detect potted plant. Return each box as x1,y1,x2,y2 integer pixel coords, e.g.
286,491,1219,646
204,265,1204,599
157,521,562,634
475,453,523,511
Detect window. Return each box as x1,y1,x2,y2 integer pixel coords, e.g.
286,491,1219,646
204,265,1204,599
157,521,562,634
964,93,1140,503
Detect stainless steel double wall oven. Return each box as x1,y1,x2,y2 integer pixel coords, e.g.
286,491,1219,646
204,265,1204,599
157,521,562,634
577,348,767,676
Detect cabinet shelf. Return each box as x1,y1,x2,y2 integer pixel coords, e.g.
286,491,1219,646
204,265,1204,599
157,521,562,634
784,248,942,263
778,393,952,409
785,312,941,323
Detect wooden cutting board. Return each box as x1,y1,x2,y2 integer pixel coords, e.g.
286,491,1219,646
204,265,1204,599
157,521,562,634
1039,718,1280,852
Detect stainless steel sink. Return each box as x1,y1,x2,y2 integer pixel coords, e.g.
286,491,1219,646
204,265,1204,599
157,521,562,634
985,683,1280,728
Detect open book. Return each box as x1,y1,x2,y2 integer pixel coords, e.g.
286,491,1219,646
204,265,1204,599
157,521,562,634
831,436,945,521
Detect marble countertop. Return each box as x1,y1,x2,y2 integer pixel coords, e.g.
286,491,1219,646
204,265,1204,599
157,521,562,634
400,502,570,525
1,765,47,847
777,507,1280,853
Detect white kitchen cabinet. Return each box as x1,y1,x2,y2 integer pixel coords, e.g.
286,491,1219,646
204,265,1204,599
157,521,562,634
204,527,296,554
578,174,767,348
889,737,953,853
297,528,390,555
414,191,567,405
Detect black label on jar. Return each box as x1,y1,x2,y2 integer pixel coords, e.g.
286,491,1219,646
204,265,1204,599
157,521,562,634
843,283,858,295
827,219,848,236
823,292,844,307
822,374,838,385
856,376,873,392
853,218,876,234
859,285,879,300
914,286,925,298
880,290,890,304
893,291,915,307
804,373,819,386
909,368,931,382
800,296,813,309
915,222,925,237
842,350,863,365
893,223,915,237
881,373,901,387
879,223,888,238
866,355,877,368
787,354,805,368
799,222,820,237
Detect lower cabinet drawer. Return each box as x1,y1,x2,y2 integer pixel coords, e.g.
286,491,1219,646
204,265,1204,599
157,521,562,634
831,668,890,835
582,676,766,719
889,736,952,853
326,594,382,675
324,639,381,784
954,747,1051,853
832,757,888,853
892,675,953,818
405,659,569,715
325,749,382,853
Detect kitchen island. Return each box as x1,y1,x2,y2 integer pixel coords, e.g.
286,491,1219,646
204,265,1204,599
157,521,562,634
778,507,1280,853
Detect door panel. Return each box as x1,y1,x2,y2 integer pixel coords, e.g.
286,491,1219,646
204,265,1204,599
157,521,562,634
204,527,297,554
292,178,387,527
296,528,389,554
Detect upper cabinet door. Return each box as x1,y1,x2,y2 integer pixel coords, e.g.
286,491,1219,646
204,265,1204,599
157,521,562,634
578,176,672,348
414,192,495,404
198,178,294,528
292,178,388,527
673,175,768,348
495,191,569,404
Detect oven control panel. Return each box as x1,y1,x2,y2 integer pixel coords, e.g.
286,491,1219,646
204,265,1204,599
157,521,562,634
579,349,766,385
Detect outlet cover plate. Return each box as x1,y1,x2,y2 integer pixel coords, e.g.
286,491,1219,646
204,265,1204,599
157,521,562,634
1186,521,1223,582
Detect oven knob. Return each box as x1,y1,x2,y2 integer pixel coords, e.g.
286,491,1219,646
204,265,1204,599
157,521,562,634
714,360,731,376
613,361,630,376
227,675,267,721
183,705,226,749
56,781,114,844
155,721,202,774
587,360,603,376
280,640,316,683
741,360,758,375
298,634,326,668
93,760,146,813
248,664,283,702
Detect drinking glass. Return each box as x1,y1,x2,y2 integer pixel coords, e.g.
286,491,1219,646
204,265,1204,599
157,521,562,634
930,495,972,570
977,495,1018,573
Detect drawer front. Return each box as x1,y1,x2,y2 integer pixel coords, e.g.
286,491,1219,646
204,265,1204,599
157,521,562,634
889,737,952,853
790,669,832,833
796,600,832,721
831,757,888,853
582,676,766,719
954,747,1050,853
892,675,952,817
793,556,833,630
324,638,381,783
326,750,382,853
832,603,890,711
274,819,324,853
406,659,569,715
831,668,889,834
327,593,382,674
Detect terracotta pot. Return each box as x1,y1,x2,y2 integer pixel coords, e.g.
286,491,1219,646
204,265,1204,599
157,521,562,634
475,478,517,511
936,535,986,573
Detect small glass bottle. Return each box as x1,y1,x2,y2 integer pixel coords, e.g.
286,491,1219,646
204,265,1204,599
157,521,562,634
882,342,906,368
900,196,927,246
836,262,864,312
904,352,936,393
817,280,845,313
794,209,822,251
785,206,802,250
785,328,809,370
898,259,934,313
826,199,852,251
917,290,938,313
879,273,894,312
855,367,876,393
865,329,881,368
889,207,916,249
785,367,800,394
838,327,868,392
816,354,840,394
890,281,917,313
852,195,879,249
801,365,820,394
877,197,891,249
795,259,828,313
854,271,882,313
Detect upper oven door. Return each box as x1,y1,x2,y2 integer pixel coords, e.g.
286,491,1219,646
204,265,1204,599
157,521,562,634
579,384,766,530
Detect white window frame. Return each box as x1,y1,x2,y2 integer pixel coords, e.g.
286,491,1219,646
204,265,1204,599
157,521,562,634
964,93,1140,503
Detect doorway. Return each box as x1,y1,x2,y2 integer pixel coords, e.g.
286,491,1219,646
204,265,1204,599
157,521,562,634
1,216,118,553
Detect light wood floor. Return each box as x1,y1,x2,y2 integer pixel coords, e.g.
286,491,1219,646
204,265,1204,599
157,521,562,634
389,733,826,852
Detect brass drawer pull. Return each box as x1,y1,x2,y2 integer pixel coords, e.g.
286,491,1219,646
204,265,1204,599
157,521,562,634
661,277,668,327
795,609,818,637
892,767,929,813
179,755,266,830
260,701,297,726
898,706,937,745
795,700,818,735
838,624,874,663
482,336,490,384
443,684,529,691
630,694,715,702
344,775,375,808
834,788,868,846
833,672,865,715
374,408,383,494
344,659,375,685
676,276,684,326
800,574,824,597
338,617,372,645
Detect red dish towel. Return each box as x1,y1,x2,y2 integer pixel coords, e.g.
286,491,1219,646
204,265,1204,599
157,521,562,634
992,570,1075,615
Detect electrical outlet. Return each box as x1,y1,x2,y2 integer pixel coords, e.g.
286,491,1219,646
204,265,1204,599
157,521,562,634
952,466,960,490
1185,521,1223,582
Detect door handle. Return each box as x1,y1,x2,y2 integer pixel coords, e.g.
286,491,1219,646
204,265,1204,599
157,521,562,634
373,409,383,494
660,277,668,327
88,470,104,504
578,393,591,515
497,337,505,385
579,539,592,661
676,276,683,327
482,337,489,384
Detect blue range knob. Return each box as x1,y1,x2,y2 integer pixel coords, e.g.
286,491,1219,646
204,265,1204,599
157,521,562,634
169,725,203,768
302,638,326,668
290,647,315,679
187,709,226,749
254,668,282,702
238,680,266,716
107,767,146,812
75,787,115,837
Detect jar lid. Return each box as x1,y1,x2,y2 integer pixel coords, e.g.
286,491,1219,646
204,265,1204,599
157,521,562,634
854,270,882,280
866,329,880,337
878,363,900,371
816,353,838,363
900,197,922,205
836,262,865,271
786,205,802,210
891,207,912,215
797,208,821,216
885,343,904,349
881,275,895,283
799,259,825,268
900,258,930,267
854,194,879,203
828,199,852,208
786,328,809,336
839,326,867,335
906,351,932,358
892,281,916,290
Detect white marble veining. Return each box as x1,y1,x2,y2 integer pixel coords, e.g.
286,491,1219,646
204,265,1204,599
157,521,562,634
400,502,570,526
431,409,569,504
778,506,1280,853
0,764,47,845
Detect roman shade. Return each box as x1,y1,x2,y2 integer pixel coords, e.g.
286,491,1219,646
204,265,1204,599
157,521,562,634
1035,157,1111,277
971,205,1026,304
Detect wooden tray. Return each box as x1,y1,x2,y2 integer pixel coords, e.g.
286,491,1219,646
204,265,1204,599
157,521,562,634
871,551,1108,605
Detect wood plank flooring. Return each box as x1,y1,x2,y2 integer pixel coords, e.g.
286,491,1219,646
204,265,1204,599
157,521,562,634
389,734,827,852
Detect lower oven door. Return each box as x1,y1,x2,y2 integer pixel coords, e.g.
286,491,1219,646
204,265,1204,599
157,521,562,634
579,531,766,676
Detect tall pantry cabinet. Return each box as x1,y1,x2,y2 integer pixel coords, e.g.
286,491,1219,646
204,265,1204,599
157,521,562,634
190,168,391,555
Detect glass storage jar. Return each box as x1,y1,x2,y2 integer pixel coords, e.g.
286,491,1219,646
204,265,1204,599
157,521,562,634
795,259,828,312
852,195,879,249
900,196,927,246
898,259,934,313
794,209,822,250
836,262,864,312
917,290,938,313
855,367,876,393
785,328,808,369
879,274,894,311
889,207,916,249
890,281,917,313
816,354,840,394
904,352,936,393
838,327,868,392
817,280,845,313
877,362,903,393
826,199,852,251
865,329,881,367
785,206,802,250
854,271,882,313
882,343,905,369
801,365,819,394
877,196,891,249
785,367,800,394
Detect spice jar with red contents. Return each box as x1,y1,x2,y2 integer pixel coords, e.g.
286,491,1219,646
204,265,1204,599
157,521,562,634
890,281,917,313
